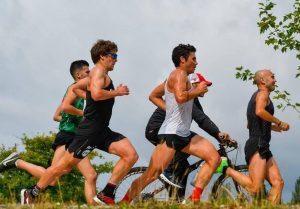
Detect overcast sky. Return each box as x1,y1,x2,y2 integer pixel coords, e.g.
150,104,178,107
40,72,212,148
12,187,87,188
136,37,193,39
0,0,299,202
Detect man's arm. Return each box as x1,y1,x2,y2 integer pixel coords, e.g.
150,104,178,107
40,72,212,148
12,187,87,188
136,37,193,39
192,99,220,140
149,81,166,111
256,90,289,131
90,69,129,101
61,86,84,117
73,77,88,99
173,70,208,104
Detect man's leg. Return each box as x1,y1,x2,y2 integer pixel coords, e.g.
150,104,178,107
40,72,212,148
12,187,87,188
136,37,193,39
122,142,175,202
181,135,220,201
76,157,98,205
265,157,284,204
226,152,267,194
17,146,66,186
95,138,138,204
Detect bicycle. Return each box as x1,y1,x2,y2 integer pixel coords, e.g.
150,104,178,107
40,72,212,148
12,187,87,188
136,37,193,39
114,141,264,203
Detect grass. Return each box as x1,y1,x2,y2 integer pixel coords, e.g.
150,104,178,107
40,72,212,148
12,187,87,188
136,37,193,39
1,200,300,209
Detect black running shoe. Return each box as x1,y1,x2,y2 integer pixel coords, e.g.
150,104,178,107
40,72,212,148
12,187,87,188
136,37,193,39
93,191,115,205
0,152,19,172
21,189,34,205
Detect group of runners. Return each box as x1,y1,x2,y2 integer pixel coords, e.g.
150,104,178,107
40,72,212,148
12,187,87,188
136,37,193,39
0,40,290,205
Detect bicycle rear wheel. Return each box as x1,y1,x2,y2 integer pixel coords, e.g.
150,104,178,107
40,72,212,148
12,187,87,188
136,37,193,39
211,165,252,203
114,166,169,203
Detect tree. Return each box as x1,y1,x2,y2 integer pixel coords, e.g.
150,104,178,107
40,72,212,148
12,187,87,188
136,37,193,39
0,132,113,204
235,0,300,115
292,176,300,204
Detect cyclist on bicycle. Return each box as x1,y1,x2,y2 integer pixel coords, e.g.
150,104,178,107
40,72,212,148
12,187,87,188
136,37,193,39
224,69,289,204
145,72,234,199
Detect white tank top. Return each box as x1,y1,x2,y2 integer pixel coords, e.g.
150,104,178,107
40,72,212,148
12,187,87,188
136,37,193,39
158,81,193,137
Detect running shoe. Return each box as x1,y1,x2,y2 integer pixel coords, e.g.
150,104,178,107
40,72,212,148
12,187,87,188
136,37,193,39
21,189,34,205
93,191,115,205
159,170,183,188
0,152,19,172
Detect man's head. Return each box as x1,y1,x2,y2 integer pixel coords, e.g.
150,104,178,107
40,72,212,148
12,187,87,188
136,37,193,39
254,69,276,92
189,73,212,97
172,44,197,74
90,39,118,71
70,60,90,81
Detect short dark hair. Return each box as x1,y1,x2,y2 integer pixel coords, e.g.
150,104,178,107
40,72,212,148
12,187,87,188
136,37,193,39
70,60,89,79
90,39,118,64
172,44,196,67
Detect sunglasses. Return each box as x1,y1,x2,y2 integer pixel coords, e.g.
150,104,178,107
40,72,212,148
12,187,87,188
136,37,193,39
108,53,118,59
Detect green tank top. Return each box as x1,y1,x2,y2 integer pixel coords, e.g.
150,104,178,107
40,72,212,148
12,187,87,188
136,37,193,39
59,87,84,133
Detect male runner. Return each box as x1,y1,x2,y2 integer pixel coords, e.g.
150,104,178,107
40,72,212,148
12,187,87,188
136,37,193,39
224,69,289,204
145,72,235,199
20,40,138,205
0,60,98,204
122,44,222,203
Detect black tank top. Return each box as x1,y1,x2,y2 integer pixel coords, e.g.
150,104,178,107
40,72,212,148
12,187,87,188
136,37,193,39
247,90,274,143
84,80,115,127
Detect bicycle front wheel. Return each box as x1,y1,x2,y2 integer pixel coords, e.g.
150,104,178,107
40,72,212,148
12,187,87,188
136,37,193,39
114,166,169,203
211,165,252,203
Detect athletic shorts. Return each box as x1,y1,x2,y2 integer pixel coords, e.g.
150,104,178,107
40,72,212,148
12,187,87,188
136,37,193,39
52,131,75,150
67,125,126,159
145,128,160,146
244,137,273,165
157,132,196,151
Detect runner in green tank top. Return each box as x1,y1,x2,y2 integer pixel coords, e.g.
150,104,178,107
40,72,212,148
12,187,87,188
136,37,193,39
0,60,98,205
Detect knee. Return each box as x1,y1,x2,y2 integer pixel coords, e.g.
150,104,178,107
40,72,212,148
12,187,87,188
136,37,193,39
207,153,221,169
85,172,98,183
124,151,139,166
272,178,284,190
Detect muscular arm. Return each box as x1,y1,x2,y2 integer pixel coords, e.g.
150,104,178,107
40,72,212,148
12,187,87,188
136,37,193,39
256,90,289,131
61,86,84,116
149,81,166,111
192,99,220,140
89,69,127,101
173,71,207,104
73,77,88,99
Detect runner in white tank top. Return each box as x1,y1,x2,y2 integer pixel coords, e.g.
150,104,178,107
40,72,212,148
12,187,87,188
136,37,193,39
158,80,193,137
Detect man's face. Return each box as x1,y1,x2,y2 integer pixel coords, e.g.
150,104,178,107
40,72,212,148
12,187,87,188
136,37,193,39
182,52,198,74
263,70,277,92
103,50,118,71
76,66,90,80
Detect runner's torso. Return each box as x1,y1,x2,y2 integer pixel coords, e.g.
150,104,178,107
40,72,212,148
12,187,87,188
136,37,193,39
158,80,193,137
84,80,115,128
247,90,274,143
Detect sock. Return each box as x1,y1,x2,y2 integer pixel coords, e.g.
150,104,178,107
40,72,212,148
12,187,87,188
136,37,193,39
31,185,42,197
101,182,116,198
190,186,203,202
121,194,132,203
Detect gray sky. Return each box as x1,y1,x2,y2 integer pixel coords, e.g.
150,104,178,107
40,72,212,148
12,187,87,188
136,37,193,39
0,0,299,202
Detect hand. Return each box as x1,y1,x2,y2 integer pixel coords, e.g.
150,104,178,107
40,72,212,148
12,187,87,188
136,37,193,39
278,121,289,131
271,125,282,132
116,84,129,96
195,82,208,96
219,133,238,148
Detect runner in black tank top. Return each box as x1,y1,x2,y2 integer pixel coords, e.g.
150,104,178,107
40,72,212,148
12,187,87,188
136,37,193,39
221,70,290,204
244,90,274,164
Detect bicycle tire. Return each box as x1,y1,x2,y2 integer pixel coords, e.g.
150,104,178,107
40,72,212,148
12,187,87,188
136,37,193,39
211,164,253,203
114,166,170,203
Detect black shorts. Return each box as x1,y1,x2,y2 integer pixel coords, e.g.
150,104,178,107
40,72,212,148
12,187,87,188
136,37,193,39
244,137,273,165
67,124,126,159
145,128,160,146
52,131,75,150
157,132,196,151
